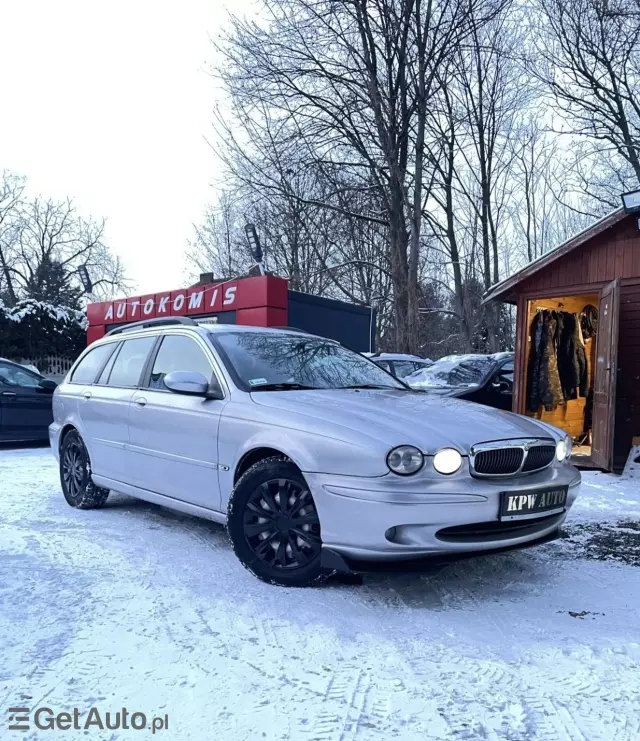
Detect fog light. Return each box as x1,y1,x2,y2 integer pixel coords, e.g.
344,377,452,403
385,527,397,542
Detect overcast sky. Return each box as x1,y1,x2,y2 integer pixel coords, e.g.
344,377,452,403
0,0,248,296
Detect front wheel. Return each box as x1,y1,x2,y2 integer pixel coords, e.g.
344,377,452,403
227,457,327,586
60,430,110,509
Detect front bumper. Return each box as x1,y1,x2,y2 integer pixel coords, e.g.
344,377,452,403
49,422,62,461
305,465,580,563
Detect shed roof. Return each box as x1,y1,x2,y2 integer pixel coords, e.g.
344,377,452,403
483,207,627,304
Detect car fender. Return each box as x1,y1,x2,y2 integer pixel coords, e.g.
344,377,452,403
216,412,390,510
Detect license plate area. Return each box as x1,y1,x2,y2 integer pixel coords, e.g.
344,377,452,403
499,487,567,521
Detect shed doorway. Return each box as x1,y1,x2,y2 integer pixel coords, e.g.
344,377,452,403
524,292,601,466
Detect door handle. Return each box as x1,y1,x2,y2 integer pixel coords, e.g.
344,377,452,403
83,392,92,401
134,397,147,407
1,391,17,398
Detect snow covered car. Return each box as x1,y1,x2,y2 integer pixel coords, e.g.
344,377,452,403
365,352,433,379
49,319,581,586
405,353,514,411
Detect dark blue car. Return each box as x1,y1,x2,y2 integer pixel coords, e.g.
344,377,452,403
0,359,57,442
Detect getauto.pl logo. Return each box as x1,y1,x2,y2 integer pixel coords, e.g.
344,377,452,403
8,706,169,733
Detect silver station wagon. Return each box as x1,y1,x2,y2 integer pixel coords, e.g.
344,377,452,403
50,318,581,586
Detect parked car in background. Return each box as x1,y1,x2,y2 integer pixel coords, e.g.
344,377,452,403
0,358,57,442
366,352,433,379
404,352,514,411
50,322,578,587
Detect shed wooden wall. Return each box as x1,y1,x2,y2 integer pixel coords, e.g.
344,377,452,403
516,215,640,471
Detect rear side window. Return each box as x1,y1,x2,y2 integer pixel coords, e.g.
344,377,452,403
393,361,417,377
496,360,514,386
70,344,117,384
147,335,213,390
96,343,122,385
106,337,156,388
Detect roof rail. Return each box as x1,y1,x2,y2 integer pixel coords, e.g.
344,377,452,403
105,316,197,336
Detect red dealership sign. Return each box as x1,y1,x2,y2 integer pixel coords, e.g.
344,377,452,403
86,275,289,343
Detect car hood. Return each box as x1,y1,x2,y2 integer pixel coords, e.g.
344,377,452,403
250,388,555,453
412,386,465,397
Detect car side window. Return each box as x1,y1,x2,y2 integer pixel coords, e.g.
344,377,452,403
494,360,514,389
146,335,214,390
0,362,41,388
393,361,416,377
375,360,392,373
70,344,117,384
96,343,122,385
106,337,156,388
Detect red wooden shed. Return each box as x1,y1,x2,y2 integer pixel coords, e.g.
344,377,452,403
484,208,640,472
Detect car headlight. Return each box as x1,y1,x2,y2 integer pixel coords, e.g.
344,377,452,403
556,436,572,462
387,445,424,475
433,448,463,475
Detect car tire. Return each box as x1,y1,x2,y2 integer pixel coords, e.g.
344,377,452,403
60,430,110,509
227,457,328,587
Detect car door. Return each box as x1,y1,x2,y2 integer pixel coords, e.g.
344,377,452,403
127,332,226,512
0,362,53,441
74,336,156,483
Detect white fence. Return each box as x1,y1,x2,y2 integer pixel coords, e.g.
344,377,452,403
8,355,75,382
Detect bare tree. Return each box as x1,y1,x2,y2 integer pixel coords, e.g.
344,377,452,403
0,171,25,305
215,0,499,352
10,197,126,306
536,0,640,203
187,191,252,280
509,116,595,267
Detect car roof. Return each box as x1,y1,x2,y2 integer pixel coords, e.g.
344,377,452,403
96,321,335,344
0,357,27,368
371,353,430,362
436,352,514,363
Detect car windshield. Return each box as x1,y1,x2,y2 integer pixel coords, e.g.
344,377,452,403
213,331,405,391
405,355,496,389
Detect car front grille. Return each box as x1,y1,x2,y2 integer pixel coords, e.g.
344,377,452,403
521,445,555,472
470,439,556,477
473,447,524,475
436,513,564,543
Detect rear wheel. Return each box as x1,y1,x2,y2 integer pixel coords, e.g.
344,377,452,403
227,457,327,586
60,430,110,509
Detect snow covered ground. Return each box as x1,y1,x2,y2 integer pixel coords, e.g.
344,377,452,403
1,447,639,741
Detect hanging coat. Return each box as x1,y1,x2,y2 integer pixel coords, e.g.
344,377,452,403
527,311,564,412
557,312,587,400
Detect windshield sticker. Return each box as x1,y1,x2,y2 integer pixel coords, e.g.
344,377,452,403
249,378,268,386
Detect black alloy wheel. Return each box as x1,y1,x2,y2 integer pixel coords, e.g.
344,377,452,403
60,430,110,509
62,437,85,500
227,457,327,586
245,478,321,569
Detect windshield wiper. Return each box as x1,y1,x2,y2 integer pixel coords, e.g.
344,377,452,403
339,384,402,390
250,382,320,391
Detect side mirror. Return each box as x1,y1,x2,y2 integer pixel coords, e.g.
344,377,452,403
163,371,222,399
37,378,57,393
499,380,511,394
